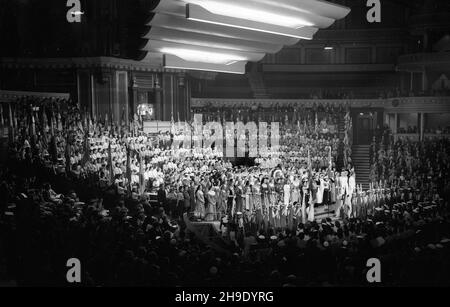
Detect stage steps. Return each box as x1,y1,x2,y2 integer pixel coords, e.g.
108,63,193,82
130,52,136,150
352,145,370,190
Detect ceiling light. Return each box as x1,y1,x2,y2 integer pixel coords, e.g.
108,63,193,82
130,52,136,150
160,47,247,65
163,55,246,74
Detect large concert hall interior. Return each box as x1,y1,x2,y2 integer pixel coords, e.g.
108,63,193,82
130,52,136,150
0,0,450,288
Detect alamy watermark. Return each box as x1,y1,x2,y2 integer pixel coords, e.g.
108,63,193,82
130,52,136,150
66,258,81,283
366,258,381,283
172,114,280,158
66,0,83,23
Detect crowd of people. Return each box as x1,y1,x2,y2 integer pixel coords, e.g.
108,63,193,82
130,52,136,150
1,158,450,287
370,131,450,195
5,99,359,227
1,98,450,286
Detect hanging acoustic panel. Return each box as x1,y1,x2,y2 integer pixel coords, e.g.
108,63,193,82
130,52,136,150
141,0,351,74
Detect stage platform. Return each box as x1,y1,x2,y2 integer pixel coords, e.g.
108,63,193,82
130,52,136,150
185,204,338,234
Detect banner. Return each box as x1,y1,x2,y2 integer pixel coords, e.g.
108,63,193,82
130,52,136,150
126,146,132,193
139,153,145,195
107,142,114,185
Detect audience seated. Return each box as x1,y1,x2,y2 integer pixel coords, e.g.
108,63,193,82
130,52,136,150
1,98,449,286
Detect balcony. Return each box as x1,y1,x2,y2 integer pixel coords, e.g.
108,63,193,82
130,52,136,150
397,52,450,71
263,63,395,73
408,12,450,30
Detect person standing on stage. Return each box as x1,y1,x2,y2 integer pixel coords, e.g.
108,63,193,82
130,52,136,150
268,178,276,229
235,180,244,215
195,184,205,220
252,179,263,231
323,173,331,210
347,168,356,218
283,178,291,209
227,179,235,218
261,177,270,231
301,179,309,224
217,183,227,220
205,185,218,221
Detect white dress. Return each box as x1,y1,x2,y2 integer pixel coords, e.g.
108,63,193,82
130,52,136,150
339,176,349,197
316,179,325,204
283,184,291,206
348,174,356,196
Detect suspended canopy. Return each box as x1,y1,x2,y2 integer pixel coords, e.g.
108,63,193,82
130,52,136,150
141,0,350,74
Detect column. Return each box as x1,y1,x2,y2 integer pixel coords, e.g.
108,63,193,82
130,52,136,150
422,68,428,92
410,72,413,92
162,73,174,121
115,71,129,124
92,69,113,123
76,70,93,114
155,88,162,121
420,113,425,141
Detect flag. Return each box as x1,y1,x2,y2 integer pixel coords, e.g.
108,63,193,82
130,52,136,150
42,107,49,133
13,105,17,129
8,103,14,127
327,146,333,178
88,113,93,133
65,134,71,173
308,147,314,191
31,112,36,136
139,153,145,194
8,104,14,138
49,112,54,136
107,142,114,185
41,109,49,148
57,112,63,132
315,112,319,133
81,129,90,167
83,111,88,131
77,113,84,133
0,104,4,126
49,118,58,163
126,146,132,193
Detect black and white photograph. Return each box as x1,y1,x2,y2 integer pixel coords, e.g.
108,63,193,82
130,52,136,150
0,0,450,296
